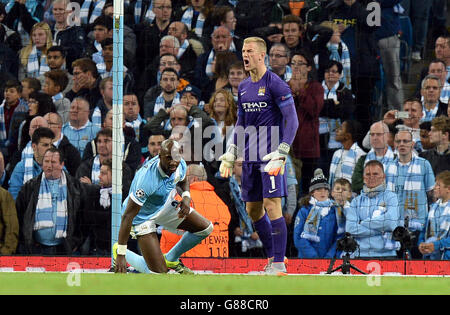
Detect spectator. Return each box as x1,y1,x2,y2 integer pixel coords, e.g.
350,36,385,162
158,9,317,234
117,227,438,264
43,112,81,177
76,128,133,196
434,34,450,79
425,60,450,105
123,93,144,141
18,22,53,80
311,21,351,89
320,0,380,133
289,49,324,195
294,168,345,258
8,126,54,200
7,115,48,183
203,50,239,102
84,15,113,60
206,88,236,145
346,160,401,258
418,121,435,153
281,14,311,52
331,177,353,207
268,42,292,82
352,121,396,193
66,58,102,111
0,184,18,254
328,120,366,187
194,26,239,93
43,46,73,94
17,91,56,153
418,170,450,260
144,67,181,120
318,60,355,175
4,0,44,47
82,158,114,255
143,133,166,162
174,0,214,40
20,77,40,103
91,77,113,128
102,1,137,70
228,157,264,257
167,21,201,83
385,129,435,258
42,69,70,125
420,116,450,177
400,0,432,61
420,75,448,122
15,147,85,255
136,0,173,75
223,60,247,102
138,51,188,104
83,109,141,172
50,0,86,73
0,80,27,159
207,5,241,52
382,98,424,148
375,0,403,111
62,97,100,157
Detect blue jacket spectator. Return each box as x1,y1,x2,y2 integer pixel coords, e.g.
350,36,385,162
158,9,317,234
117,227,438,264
294,169,345,258
346,160,401,258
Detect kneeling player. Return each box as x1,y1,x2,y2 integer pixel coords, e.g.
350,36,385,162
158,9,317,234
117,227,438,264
114,139,213,274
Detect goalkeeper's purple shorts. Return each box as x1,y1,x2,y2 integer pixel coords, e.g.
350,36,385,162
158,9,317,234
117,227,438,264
241,162,287,202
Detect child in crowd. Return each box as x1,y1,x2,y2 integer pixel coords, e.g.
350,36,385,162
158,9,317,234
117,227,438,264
418,170,450,260
331,177,353,208
293,169,345,258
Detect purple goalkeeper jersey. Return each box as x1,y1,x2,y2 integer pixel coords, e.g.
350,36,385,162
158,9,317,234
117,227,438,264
236,70,295,163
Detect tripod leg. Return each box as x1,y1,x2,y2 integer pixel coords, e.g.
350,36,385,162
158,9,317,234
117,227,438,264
349,264,367,275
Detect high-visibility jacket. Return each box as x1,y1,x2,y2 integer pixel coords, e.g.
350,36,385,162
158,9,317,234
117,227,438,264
160,181,231,257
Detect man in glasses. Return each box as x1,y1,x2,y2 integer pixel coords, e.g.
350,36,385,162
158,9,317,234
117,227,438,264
385,129,435,258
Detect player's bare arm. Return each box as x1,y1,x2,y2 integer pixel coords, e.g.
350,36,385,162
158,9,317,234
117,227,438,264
177,177,191,218
115,198,141,273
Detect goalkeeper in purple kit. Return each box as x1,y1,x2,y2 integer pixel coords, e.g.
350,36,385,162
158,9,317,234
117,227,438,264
219,37,299,274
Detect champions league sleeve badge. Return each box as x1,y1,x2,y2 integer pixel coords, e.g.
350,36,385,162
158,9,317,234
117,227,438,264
135,189,145,199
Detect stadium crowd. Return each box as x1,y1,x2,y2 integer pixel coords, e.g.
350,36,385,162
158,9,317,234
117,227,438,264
0,0,448,261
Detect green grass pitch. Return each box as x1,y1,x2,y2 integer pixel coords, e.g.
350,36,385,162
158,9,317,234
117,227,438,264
0,273,449,295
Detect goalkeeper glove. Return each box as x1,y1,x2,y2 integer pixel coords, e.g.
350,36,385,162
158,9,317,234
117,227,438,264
218,144,237,178
262,143,290,176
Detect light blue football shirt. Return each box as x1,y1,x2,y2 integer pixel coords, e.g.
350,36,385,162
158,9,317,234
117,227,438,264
122,155,187,225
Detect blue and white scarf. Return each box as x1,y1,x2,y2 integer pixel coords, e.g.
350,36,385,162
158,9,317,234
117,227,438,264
421,102,439,123
0,100,7,142
27,45,50,78
91,106,102,129
205,49,215,79
125,114,143,140
425,199,450,244
364,146,396,168
22,141,34,184
320,81,342,149
91,155,101,185
329,142,365,186
34,172,68,239
80,0,105,25
327,42,351,89
301,197,345,242
181,6,205,38
154,92,181,116
52,92,63,103
177,39,190,59
440,80,450,104
134,0,155,24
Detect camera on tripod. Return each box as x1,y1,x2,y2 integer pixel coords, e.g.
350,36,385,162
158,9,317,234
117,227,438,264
392,226,413,252
336,232,358,253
